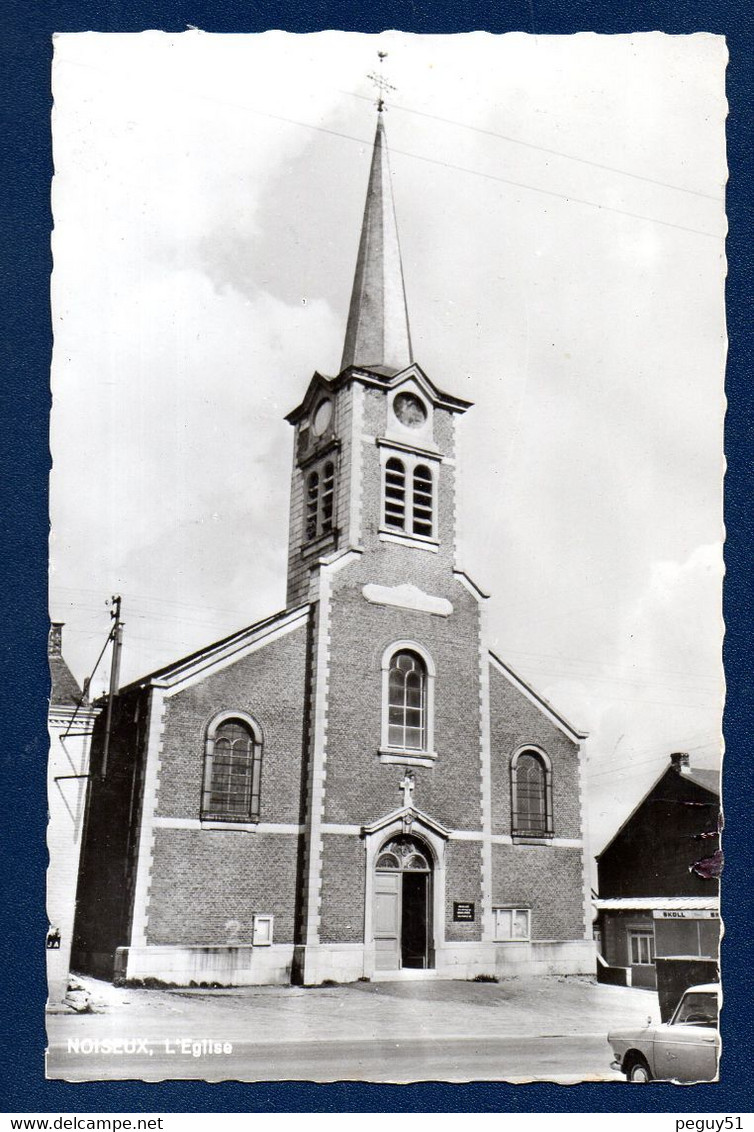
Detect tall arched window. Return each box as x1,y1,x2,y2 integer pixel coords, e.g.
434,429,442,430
511,748,552,837
202,715,263,822
388,650,427,751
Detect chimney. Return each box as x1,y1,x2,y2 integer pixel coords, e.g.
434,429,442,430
48,621,64,658
670,751,691,775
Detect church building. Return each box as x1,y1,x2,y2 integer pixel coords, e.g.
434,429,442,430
72,112,593,986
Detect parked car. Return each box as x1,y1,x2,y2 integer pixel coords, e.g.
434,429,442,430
608,983,720,1082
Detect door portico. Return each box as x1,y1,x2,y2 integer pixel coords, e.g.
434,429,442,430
362,807,450,978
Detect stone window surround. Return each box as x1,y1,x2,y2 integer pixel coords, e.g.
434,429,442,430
201,709,264,826
510,744,554,841
377,441,440,548
379,639,437,767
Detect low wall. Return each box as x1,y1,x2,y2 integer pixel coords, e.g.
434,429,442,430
495,939,595,977
114,944,294,986
596,963,632,987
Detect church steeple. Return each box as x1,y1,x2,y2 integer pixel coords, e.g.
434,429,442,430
340,114,413,375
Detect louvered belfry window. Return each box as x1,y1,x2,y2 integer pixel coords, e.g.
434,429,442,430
305,470,320,541
412,465,433,537
384,457,406,530
305,461,335,542
203,719,262,822
321,461,334,534
384,458,434,538
388,650,427,750
511,750,552,836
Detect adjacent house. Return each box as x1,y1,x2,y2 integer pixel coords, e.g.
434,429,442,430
594,751,720,1013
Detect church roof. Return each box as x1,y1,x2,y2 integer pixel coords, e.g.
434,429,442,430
340,114,413,374
119,603,311,694
489,650,588,742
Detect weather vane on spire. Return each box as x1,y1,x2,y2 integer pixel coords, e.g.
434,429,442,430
368,50,396,113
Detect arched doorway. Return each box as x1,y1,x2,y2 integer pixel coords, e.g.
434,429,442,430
374,835,434,971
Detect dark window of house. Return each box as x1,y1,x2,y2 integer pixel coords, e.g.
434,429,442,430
388,650,427,750
511,750,552,836
203,718,262,821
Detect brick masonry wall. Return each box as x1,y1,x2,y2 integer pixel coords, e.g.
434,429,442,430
444,839,484,942
156,621,310,825
286,381,355,606
491,843,585,939
72,687,149,969
148,828,301,945
324,567,484,831
319,834,366,943
360,387,458,571
489,666,582,839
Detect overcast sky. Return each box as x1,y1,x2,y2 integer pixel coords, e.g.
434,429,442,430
50,31,727,855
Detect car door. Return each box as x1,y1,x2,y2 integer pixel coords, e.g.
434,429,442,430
653,1023,719,1081
653,991,720,1082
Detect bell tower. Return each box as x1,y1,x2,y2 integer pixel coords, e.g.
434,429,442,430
285,108,472,608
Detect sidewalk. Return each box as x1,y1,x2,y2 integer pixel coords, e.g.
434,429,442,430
47,974,656,1046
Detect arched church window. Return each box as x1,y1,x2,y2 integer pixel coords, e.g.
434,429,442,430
387,650,427,750
384,457,406,530
511,748,553,837
202,716,263,823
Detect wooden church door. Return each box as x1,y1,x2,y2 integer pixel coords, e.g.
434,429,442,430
373,836,433,971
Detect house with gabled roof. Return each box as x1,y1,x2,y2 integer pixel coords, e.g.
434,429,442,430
594,751,720,999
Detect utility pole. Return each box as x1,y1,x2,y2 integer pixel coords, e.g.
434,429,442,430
100,595,124,779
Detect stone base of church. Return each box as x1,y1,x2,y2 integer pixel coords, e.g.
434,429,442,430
109,938,595,987
494,939,596,976
113,944,295,986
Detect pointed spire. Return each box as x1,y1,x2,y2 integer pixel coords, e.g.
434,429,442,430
340,115,413,374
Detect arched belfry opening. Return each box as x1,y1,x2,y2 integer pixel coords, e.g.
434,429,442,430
374,834,434,970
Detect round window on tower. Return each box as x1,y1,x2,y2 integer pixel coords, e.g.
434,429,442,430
312,399,333,436
393,392,427,429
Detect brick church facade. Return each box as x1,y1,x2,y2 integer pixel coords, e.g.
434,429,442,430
73,113,593,986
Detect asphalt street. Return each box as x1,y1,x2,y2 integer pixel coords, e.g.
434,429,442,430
46,974,655,1084
47,1032,623,1083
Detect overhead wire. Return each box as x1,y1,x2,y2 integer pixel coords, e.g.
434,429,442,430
57,52,725,242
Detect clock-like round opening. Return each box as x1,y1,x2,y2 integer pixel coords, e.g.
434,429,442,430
393,392,427,429
312,399,333,436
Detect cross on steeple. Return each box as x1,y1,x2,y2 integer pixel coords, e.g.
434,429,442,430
399,770,415,809
368,51,396,113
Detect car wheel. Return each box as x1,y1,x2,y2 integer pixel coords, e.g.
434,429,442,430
627,1057,652,1083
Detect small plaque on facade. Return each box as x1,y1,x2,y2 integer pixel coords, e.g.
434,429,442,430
453,902,475,922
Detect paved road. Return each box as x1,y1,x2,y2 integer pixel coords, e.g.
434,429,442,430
47,1033,623,1083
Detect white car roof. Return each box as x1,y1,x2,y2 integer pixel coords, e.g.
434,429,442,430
683,983,721,994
